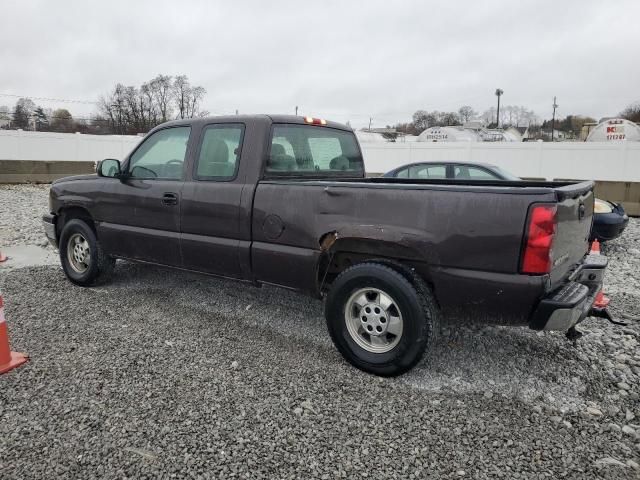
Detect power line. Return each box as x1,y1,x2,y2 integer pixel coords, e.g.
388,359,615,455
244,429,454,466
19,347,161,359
0,92,98,105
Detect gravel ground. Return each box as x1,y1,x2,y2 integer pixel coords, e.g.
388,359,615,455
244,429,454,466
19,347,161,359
1,184,639,479
0,184,51,248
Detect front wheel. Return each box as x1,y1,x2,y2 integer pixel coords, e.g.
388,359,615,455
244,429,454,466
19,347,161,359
325,262,438,376
59,219,115,287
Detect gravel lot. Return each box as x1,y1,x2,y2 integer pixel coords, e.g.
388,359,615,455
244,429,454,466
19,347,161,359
1,184,639,479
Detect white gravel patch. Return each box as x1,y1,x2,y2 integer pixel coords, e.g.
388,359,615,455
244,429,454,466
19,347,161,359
0,184,50,248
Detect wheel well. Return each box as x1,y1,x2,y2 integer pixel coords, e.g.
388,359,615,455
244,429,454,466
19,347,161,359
57,207,95,237
317,238,433,295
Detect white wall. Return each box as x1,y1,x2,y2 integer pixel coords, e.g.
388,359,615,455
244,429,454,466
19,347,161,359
0,130,141,162
1,130,640,182
361,141,640,181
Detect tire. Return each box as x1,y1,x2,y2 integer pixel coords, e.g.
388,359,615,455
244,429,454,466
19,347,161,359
325,262,438,376
59,218,115,287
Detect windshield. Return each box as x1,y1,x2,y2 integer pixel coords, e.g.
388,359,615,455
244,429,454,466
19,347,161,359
266,124,364,177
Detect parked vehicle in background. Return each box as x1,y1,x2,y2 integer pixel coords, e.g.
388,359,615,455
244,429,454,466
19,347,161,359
592,199,629,241
43,116,608,376
384,162,629,242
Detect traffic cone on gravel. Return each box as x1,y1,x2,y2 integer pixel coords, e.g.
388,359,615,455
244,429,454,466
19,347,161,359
0,250,7,262
0,295,28,374
589,240,610,308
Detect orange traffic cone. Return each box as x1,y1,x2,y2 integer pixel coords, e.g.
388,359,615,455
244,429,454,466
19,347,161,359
0,295,28,374
589,239,610,308
0,250,7,262
594,290,610,309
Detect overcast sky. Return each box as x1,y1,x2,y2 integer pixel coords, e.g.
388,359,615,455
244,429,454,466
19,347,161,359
1,0,638,128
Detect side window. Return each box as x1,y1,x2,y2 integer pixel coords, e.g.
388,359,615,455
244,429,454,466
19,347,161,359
408,165,446,179
195,124,245,180
395,168,409,178
467,166,499,180
129,127,190,180
454,166,498,180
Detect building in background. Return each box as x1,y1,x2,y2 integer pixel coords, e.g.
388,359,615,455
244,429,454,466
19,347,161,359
586,118,640,142
416,126,479,142
506,126,529,141
355,128,418,143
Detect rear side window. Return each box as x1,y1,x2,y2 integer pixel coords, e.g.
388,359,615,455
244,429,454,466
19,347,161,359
195,124,244,180
266,125,364,177
408,165,446,179
454,166,498,180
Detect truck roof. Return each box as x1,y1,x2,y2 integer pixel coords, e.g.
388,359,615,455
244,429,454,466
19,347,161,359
152,114,353,132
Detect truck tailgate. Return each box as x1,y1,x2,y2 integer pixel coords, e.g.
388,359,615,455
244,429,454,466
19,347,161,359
549,181,594,288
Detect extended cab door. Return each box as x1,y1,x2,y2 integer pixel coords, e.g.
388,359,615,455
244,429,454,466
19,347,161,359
97,126,191,266
179,123,247,278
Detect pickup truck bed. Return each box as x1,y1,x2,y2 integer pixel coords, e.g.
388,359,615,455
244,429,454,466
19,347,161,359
43,114,607,376
252,177,594,326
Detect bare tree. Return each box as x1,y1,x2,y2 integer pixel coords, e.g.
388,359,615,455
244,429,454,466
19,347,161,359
621,102,640,123
458,105,477,123
187,86,206,118
481,107,496,125
98,83,137,134
148,74,173,122
173,76,207,119
98,75,208,133
439,111,460,126
412,110,430,132
173,75,190,119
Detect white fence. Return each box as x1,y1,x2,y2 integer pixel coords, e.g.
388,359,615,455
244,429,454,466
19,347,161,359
1,130,640,182
362,141,640,182
0,130,141,163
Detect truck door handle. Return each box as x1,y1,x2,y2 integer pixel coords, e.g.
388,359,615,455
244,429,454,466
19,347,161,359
162,192,178,206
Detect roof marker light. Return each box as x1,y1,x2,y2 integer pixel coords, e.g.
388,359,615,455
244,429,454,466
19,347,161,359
303,116,327,126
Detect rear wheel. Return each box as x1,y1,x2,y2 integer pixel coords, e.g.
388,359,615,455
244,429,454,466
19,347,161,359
325,262,438,376
59,219,115,286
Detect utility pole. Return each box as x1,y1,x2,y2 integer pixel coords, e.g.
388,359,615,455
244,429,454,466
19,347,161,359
295,106,298,116
368,117,372,131
551,96,558,142
495,89,504,128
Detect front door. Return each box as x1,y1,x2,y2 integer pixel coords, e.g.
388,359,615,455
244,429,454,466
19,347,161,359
97,126,191,266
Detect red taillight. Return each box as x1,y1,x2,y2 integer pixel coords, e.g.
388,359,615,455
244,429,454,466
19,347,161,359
521,204,557,274
303,116,327,125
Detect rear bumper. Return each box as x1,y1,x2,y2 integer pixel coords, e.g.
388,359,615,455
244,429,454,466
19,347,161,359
42,213,58,248
529,253,607,331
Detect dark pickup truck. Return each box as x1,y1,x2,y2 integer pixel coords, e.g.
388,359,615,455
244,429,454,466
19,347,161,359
43,115,609,376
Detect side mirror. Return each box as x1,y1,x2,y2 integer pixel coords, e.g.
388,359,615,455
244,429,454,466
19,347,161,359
97,159,121,178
